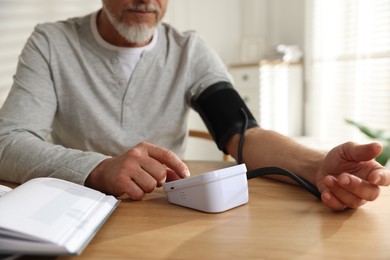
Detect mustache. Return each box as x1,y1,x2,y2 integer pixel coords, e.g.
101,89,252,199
126,3,159,12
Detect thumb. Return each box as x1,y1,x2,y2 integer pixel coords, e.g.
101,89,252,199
166,168,190,182
341,142,382,162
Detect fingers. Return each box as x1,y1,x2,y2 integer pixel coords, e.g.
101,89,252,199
321,190,348,211
166,168,182,182
367,169,390,186
126,150,168,187
88,142,190,201
146,142,190,178
326,141,390,186
127,142,190,182
112,142,189,200
338,173,381,201
321,174,380,210
119,178,146,200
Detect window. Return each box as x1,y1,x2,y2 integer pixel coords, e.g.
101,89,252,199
305,0,390,142
0,0,101,105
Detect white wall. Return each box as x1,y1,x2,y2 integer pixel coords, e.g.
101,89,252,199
165,0,305,63
165,0,242,65
266,0,305,55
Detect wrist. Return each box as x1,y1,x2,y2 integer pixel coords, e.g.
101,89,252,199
85,159,107,190
307,154,326,186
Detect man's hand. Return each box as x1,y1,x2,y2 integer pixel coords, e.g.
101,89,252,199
316,142,390,210
85,142,190,200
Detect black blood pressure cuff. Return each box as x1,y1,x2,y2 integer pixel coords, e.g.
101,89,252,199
191,82,259,153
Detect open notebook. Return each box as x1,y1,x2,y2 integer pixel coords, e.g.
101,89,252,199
0,177,119,255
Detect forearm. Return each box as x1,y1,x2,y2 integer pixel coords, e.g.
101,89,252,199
0,132,108,185
226,127,325,185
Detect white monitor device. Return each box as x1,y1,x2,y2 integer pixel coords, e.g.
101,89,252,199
163,164,248,213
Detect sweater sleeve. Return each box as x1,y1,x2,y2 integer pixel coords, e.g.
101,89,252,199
0,25,109,185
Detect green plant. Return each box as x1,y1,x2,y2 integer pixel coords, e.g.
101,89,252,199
346,119,390,166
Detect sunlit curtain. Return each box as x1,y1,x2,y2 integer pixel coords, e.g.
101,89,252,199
305,0,390,142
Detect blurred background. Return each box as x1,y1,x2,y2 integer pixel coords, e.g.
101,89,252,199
1,0,389,160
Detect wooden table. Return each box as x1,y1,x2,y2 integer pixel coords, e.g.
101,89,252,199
5,161,390,259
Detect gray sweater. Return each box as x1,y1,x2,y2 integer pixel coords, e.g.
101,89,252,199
0,13,232,185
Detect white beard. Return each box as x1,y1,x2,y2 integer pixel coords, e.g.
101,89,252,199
104,6,156,44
